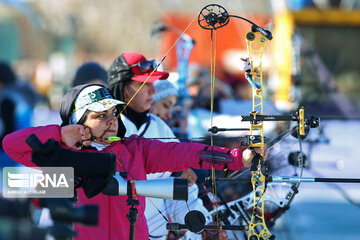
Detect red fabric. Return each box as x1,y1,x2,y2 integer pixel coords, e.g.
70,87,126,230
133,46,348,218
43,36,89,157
2,125,244,240
130,180,137,200
31,199,40,209
122,52,169,83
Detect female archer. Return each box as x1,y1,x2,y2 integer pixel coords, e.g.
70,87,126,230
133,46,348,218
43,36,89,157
3,83,264,240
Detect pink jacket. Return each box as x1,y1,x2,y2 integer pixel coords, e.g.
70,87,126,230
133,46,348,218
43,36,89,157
3,125,244,240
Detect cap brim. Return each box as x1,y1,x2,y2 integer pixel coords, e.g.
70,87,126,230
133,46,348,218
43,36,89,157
87,99,125,112
131,71,169,83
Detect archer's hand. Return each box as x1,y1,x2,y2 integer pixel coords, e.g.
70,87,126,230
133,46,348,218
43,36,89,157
61,125,92,150
180,168,197,186
242,146,268,168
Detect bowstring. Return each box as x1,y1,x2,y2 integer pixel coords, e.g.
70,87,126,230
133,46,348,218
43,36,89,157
209,27,222,231
90,13,197,145
92,13,201,146
117,14,199,118
93,14,201,146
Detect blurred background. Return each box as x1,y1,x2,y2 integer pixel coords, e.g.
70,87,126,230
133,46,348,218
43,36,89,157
0,0,359,118
0,0,360,239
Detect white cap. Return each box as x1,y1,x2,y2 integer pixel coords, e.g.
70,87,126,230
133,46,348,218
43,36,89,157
69,85,124,124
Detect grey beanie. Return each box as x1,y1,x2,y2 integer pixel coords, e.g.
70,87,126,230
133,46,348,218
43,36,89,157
153,80,178,102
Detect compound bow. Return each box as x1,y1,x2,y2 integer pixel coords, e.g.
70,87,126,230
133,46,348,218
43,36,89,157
196,4,360,240
107,4,314,239
197,4,308,240
107,3,360,240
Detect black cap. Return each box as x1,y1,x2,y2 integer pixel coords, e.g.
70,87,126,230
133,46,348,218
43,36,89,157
72,62,108,87
107,55,133,86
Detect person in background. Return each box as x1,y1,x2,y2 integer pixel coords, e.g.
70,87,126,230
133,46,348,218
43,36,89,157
149,79,216,239
3,83,260,240
0,61,38,168
108,53,236,240
150,79,178,123
149,77,231,240
152,76,191,140
107,53,214,239
108,53,175,141
72,62,108,87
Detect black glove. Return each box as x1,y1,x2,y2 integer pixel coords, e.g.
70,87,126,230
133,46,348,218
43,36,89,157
81,176,113,199
26,134,116,177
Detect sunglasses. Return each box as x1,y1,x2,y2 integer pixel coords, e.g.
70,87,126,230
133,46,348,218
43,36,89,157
129,59,157,73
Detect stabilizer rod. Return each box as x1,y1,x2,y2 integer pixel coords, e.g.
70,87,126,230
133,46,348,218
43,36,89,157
269,176,360,183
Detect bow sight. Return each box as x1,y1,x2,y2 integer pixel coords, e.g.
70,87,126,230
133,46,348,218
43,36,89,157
209,108,320,142
241,108,320,140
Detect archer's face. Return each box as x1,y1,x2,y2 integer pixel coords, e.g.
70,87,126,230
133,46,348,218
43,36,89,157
84,106,118,144
124,81,156,113
150,95,177,122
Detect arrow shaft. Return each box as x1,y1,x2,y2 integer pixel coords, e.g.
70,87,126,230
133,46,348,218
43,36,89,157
208,176,360,183
270,176,360,183
204,225,246,231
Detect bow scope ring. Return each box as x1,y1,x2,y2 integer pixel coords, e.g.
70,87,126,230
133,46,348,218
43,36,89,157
198,4,229,30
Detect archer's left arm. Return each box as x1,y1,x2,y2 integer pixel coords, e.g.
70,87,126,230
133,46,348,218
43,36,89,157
142,139,252,174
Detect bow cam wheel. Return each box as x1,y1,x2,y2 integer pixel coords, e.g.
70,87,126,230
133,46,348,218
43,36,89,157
198,4,229,30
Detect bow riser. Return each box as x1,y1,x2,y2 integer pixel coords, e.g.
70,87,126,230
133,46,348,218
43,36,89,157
246,31,274,240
